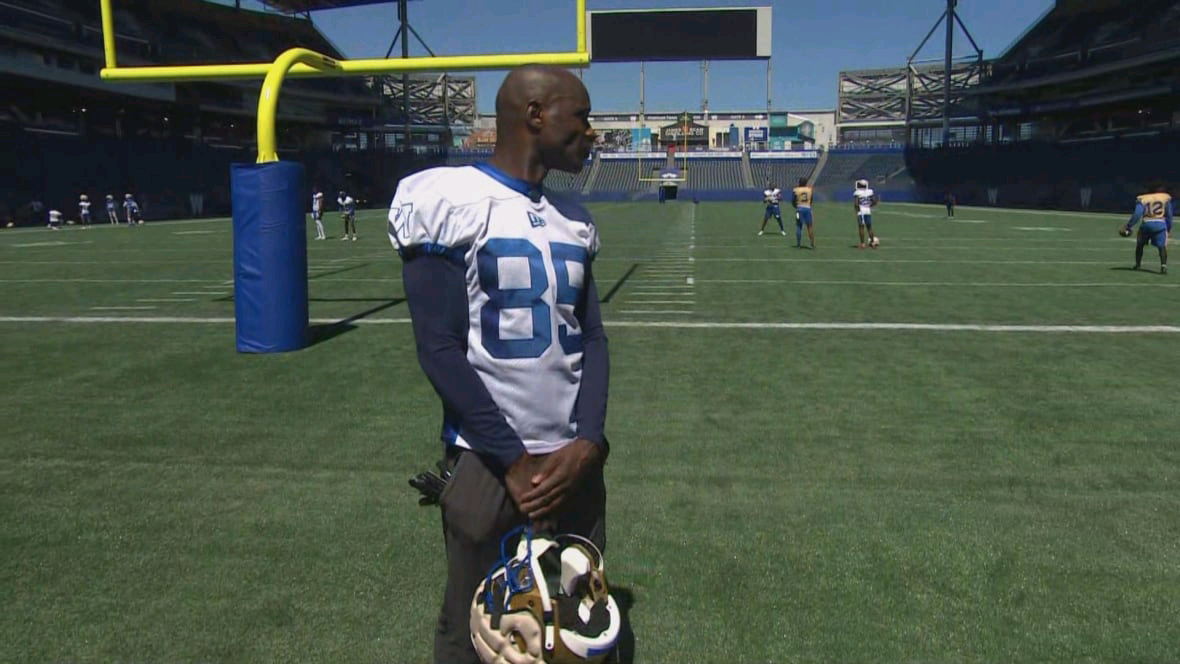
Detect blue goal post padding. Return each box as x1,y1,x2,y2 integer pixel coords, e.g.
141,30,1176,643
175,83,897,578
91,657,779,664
230,161,309,353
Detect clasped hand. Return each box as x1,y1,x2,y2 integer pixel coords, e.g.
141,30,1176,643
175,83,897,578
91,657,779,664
504,438,600,522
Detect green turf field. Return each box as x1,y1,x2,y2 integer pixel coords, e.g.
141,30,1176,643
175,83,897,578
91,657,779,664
2,202,1178,663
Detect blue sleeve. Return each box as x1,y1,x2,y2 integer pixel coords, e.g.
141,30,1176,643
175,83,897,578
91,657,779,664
1127,203,1144,229
573,263,610,458
402,254,527,472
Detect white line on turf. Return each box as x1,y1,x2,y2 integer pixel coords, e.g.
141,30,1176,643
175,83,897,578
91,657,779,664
136,298,195,302
10,240,95,247
4,316,1179,334
696,280,1173,288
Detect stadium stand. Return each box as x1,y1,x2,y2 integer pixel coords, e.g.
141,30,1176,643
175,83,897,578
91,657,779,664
906,0,1180,212
682,158,745,191
988,0,1180,85
748,158,818,190
0,0,385,225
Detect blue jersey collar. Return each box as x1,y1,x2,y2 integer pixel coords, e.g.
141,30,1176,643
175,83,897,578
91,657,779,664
473,161,544,203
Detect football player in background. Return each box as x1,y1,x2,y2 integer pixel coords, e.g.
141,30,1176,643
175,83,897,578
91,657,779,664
853,179,879,248
105,194,118,224
389,64,610,664
944,189,956,218
1120,181,1172,275
759,181,787,236
47,208,62,230
337,190,356,241
123,193,142,225
311,190,325,240
78,194,91,227
792,177,815,249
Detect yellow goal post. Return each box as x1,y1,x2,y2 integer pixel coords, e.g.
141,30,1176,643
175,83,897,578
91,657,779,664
98,0,590,163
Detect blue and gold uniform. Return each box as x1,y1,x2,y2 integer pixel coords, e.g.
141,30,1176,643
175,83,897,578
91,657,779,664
1123,189,1172,274
791,180,815,248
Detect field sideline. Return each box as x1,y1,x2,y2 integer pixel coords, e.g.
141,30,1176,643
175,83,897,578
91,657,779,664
2,202,1178,663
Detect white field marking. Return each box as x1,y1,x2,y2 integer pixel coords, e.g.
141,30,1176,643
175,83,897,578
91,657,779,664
171,292,228,296
88,306,157,311
684,258,1119,265
0,259,232,265
616,310,695,315
945,219,989,224
624,300,695,305
6,316,1179,334
680,237,1134,246
10,240,95,248
888,203,1126,219
1015,226,1069,232
686,277,695,285
689,244,1125,252
0,216,232,236
0,278,225,284
173,230,219,235
136,298,195,302
695,279,1178,288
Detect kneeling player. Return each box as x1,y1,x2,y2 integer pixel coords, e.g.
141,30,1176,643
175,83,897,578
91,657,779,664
792,177,815,249
853,179,879,248
1121,182,1172,275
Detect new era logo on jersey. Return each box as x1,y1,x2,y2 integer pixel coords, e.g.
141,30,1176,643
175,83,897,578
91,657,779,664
527,211,546,228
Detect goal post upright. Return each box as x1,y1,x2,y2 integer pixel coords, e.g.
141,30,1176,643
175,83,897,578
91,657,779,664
96,0,588,353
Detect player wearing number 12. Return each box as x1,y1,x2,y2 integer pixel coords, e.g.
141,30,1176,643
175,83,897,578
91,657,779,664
387,65,610,664
1121,182,1172,275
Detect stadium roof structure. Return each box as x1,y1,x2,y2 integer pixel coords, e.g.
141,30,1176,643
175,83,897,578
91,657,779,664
259,0,393,12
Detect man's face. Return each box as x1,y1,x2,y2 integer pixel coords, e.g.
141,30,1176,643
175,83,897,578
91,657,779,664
539,83,595,174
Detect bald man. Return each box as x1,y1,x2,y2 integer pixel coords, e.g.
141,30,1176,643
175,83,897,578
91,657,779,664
387,65,610,663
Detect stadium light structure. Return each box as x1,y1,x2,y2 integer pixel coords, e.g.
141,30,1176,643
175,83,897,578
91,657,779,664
97,0,589,162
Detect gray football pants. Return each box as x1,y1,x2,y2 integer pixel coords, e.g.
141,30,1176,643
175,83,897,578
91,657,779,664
433,448,607,664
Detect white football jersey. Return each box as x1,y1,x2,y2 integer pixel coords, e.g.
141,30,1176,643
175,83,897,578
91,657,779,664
854,187,876,215
388,164,600,455
312,193,323,212
49,210,62,223
763,188,782,205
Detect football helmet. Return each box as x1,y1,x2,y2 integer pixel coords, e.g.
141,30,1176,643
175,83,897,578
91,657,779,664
855,179,869,189
471,527,620,664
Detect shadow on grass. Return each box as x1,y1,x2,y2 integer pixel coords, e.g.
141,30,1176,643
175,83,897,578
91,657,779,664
308,298,405,346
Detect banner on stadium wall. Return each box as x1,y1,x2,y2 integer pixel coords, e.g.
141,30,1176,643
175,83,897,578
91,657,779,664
749,151,818,159
769,113,789,128
768,137,788,150
744,127,768,142
660,122,708,143
599,151,665,159
599,151,743,159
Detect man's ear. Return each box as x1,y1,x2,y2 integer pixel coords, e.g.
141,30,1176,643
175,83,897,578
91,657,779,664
526,101,544,131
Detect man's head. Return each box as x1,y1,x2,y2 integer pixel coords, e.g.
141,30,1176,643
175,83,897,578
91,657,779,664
798,177,808,188
494,65,595,174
